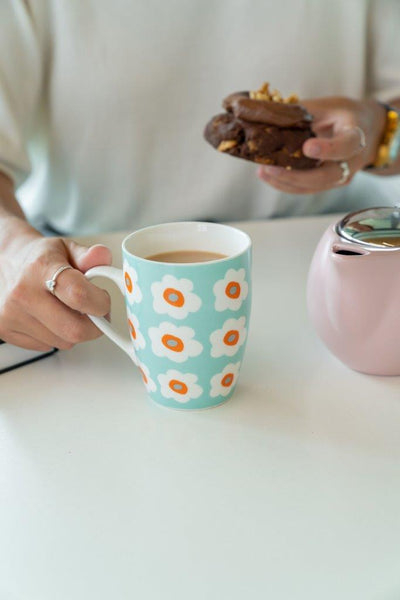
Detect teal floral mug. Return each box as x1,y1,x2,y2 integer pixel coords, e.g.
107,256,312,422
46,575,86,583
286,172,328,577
85,222,252,410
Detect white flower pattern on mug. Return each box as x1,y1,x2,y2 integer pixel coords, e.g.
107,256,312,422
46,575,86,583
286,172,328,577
123,260,142,304
148,322,203,363
210,362,241,397
127,309,146,350
213,268,249,312
151,274,201,320
137,361,157,393
210,316,247,357
158,370,202,403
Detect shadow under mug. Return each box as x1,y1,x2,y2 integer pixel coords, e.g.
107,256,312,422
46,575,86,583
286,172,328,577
85,222,252,410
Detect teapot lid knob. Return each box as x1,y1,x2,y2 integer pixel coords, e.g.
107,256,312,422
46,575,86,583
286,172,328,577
337,206,400,248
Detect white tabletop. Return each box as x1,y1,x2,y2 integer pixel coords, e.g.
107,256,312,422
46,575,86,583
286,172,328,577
1,216,400,600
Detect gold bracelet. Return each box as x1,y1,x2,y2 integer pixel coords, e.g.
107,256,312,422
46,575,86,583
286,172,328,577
368,103,400,169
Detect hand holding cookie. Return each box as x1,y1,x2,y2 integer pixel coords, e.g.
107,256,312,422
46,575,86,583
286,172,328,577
258,96,386,194
204,84,387,195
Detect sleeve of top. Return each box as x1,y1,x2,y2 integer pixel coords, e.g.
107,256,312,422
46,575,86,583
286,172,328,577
0,1,44,187
367,0,400,103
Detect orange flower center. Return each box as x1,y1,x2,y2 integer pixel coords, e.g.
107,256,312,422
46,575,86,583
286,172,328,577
221,373,234,387
124,272,133,293
163,287,185,307
225,281,241,299
223,329,239,346
128,319,137,339
139,367,148,384
168,379,188,395
161,334,184,352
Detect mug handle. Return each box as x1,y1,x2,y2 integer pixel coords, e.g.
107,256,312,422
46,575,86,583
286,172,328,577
84,266,137,363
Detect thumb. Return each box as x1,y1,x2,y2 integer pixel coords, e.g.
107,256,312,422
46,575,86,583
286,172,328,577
63,241,113,273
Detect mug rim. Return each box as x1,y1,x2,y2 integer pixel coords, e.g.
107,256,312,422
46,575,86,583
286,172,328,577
121,221,252,266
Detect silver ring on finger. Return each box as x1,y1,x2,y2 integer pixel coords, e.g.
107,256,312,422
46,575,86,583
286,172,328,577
354,126,367,149
343,125,367,151
337,161,351,185
45,265,73,295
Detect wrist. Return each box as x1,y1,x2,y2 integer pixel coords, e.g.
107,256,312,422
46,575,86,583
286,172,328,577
0,172,41,251
0,172,26,219
0,213,42,254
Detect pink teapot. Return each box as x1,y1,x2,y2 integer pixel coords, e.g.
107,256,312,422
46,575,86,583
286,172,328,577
307,207,400,376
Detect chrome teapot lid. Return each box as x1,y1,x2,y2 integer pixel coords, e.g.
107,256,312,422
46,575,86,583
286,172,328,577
337,206,400,248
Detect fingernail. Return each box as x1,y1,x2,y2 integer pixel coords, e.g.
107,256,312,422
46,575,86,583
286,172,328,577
306,143,321,158
261,166,282,176
92,244,108,249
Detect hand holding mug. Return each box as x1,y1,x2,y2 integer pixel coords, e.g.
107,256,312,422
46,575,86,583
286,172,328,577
0,217,111,351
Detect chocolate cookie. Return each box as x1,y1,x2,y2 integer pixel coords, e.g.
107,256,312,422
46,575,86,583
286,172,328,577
204,85,320,170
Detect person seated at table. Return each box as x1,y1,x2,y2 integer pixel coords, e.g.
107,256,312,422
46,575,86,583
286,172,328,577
1,0,400,353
